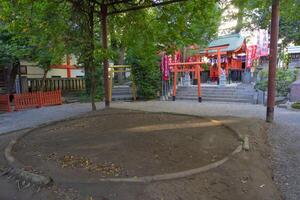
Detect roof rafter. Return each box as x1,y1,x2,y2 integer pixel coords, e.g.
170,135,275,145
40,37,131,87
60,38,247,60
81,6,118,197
107,0,187,15
91,0,187,15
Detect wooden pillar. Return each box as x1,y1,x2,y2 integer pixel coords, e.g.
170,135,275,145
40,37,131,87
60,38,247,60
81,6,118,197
172,67,177,101
101,4,110,107
109,68,113,102
217,48,221,85
266,0,280,122
197,65,202,102
66,55,71,78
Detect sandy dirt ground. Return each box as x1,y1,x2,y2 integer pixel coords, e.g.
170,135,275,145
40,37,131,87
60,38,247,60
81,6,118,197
0,108,281,200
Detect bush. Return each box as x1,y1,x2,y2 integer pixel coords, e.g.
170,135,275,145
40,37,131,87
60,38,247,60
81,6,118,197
291,102,300,109
126,41,161,99
130,59,160,99
84,67,104,101
255,68,298,96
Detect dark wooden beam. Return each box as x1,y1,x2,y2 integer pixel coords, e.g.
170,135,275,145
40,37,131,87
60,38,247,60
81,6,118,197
100,4,110,107
107,0,187,15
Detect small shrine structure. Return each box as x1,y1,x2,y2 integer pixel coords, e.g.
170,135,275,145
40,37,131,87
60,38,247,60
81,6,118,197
199,33,247,83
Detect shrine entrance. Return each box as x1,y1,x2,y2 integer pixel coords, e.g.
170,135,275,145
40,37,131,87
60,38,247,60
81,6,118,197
160,34,254,103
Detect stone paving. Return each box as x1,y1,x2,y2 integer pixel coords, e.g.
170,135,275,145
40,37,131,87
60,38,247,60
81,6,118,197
0,100,299,199
0,102,104,135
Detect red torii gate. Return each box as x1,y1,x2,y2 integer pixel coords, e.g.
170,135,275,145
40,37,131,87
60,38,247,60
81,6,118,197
169,45,228,102
203,45,229,83
169,60,205,102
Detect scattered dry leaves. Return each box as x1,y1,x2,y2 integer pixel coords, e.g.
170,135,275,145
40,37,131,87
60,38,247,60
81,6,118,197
47,153,122,177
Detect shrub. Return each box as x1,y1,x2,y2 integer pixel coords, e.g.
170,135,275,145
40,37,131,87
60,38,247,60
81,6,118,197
130,58,160,99
84,67,104,101
255,68,298,96
291,102,300,109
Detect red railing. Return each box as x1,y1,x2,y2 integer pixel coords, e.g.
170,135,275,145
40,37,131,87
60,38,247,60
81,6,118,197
14,90,62,111
0,94,11,112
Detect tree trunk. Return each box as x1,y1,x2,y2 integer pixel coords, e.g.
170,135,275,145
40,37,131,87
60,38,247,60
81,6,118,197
41,68,49,92
88,2,96,111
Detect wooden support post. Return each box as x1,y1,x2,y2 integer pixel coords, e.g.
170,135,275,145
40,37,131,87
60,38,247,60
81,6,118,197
101,4,110,107
217,48,221,85
108,68,113,102
266,0,280,122
197,65,202,102
131,72,137,101
172,67,177,101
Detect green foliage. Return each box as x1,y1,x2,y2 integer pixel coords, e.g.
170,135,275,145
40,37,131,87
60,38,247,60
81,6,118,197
232,0,300,45
0,0,71,71
110,1,221,98
291,102,300,109
1,0,221,101
83,69,103,101
255,68,298,96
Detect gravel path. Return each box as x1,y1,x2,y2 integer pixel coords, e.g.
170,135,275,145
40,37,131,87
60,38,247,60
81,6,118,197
0,100,299,199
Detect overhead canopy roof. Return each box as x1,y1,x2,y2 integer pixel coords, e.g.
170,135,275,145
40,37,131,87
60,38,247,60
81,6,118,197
200,33,246,54
287,46,300,54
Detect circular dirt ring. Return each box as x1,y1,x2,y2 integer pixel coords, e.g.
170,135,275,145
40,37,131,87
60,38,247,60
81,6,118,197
12,109,241,183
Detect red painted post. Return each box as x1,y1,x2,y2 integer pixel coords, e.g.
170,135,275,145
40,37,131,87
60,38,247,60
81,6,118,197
6,95,11,112
172,67,177,101
217,48,221,85
38,92,42,108
13,94,19,111
266,0,280,123
197,65,202,102
59,90,62,104
66,55,71,78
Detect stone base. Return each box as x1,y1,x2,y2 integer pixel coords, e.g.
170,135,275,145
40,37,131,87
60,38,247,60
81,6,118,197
290,80,300,102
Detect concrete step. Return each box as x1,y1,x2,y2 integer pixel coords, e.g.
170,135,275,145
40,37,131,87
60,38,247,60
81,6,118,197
112,94,133,100
177,87,254,92
176,90,253,96
112,86,132,101
176,96,252,103
180,94,253,99
176,85,254,103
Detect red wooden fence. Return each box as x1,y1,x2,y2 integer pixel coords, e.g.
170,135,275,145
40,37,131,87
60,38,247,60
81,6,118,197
0,94,11,112
14,90,62,111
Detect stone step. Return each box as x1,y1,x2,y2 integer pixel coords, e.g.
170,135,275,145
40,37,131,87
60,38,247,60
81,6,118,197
176,85,255,103
177,92,254,97
112,94,133,100
176,90,253,95
112,86,132,101
178,87,253,91
175,96,252,103
112,89,131,93
177,89,254,94
180,94,253,99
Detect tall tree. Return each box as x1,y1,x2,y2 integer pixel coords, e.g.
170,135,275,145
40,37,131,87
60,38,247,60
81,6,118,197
110,0,221,98
228,0,300,45
0,0,71,90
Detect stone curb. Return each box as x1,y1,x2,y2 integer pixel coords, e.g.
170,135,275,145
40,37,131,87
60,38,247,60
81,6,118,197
3,108,247,185
4,139,52,186
95,145,242,183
